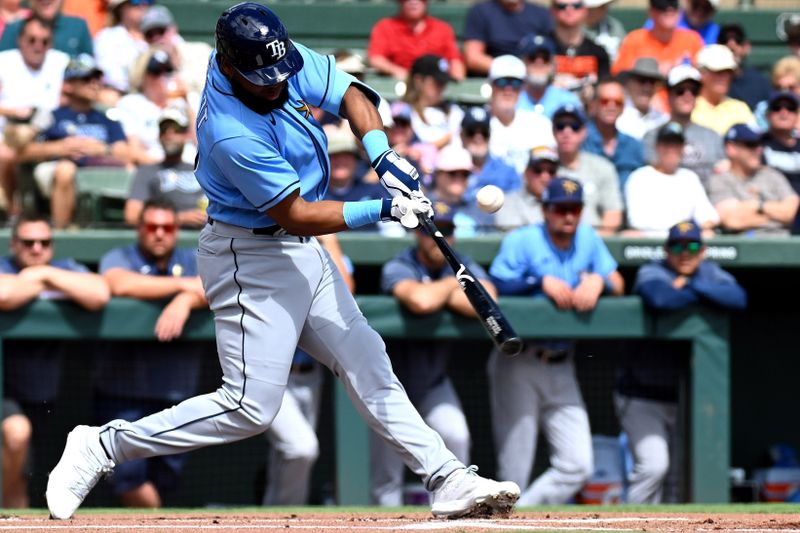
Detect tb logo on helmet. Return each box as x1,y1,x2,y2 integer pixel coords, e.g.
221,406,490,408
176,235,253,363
265,40,286,60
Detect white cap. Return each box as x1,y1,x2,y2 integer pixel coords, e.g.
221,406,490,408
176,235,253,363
696,44,737,72
435,145,473,172
327,128,359,155
488,55,526,82
158,106,189,128
584,0,615,7
667,63,701,87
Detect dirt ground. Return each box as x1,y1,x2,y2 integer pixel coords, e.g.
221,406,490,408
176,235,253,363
2,511,800,533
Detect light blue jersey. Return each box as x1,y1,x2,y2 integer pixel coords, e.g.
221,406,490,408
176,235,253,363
490,222,618,293
194,43,378,228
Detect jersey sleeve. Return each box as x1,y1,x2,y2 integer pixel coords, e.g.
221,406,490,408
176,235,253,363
211,136,301,211
99,248,130,274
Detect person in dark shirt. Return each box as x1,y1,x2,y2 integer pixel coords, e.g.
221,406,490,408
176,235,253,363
718,24,772,111
761,91,800,194
549,0,610,93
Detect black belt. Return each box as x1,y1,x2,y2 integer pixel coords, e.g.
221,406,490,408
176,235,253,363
207,217,289,236
533,348,569,363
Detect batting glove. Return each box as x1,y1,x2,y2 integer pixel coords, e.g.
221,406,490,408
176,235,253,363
381,196,434,229
373,149,421,199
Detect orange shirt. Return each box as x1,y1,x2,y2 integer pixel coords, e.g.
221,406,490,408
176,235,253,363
612,28,704,77
62,0,107,37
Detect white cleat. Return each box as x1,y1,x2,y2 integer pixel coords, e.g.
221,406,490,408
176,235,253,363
431,465,520,519
46,425,115,520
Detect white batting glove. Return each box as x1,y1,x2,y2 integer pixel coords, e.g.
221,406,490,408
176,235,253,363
381,196,434,229
373,149,421,199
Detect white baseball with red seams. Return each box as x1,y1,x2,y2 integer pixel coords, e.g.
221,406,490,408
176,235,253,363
476,185,505,213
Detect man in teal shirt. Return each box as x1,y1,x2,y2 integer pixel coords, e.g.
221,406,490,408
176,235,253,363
0,0,92,57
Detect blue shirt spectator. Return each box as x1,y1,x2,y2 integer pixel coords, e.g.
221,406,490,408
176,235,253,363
583,120,644,190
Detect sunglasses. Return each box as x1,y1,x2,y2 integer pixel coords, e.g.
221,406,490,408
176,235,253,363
493,77,523,90
554,1,584,9
599,97,624,107
554,120,583,132
530,163,558,175
18,238,52,248
144,223,177,234
769,101,799,113
25,35,51,47
549,204,583,216
668,241,702,254
671,85,700,97
464,127,490,138
145,27,167,41
721,34,745,45
442,170,470,179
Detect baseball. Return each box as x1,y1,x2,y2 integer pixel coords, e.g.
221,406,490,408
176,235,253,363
476,185,505,213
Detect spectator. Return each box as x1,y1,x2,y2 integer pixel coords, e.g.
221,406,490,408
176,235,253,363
516,33,581,118
616,57,669,140
61,0,104,37
0,0,28,38
0,15,69,213
371,201,489,505
691,44,755,136
552,104,623,234
494,145,558,230
625,121,719,236
462,0,554,76
708,123,799,235
95,198,208,508
642,64,725,188
583,77,644,189
487,55,555,175
718,24,771,111
19,54,131,228
584,0,626,62
549,0,610,93
124,107,206,228
762,92,800,194
368,0,463,81
613,0,703,78
460,106,521,201
754,56,800,132
404,54,464,151
488,177,624,505
94,0,150,94
0,215,109,507
644,0,720,45
0,0,92,57
386,100,434,181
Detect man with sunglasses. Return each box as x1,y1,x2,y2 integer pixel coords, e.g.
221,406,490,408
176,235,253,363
718,24,771,111
548,0,610,93
93,198,208,508
0,0,93,57
618,220,746,503
707,123,798,235
495,145,558,231
761,92,800,194
489,176,624,505
0,214,109,508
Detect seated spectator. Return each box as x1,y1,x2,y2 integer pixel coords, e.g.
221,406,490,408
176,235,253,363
19,54,131,228
516,34,581,118
428,145,494,237
404,55,464,151
753,56,800,132
643,0,720,45
462,0,554,76
718,24,772,111
552,104,623,234
368,0,463,81
691,44,755,136
487,55,555,174
622,220,746,503
613,0,703,77
125,107,205,228
0,0,92,57
708,124,798,235
549,0,609,93
94,0,150,95
460,106,521,201
584,0,626,62
96,198,208,508
625,121,719,236
0,0,29,38
642,64,725,188
386,100,434,181
495,145,558,231
0,215,109,507
583,77,644,189
616,57,669,139
762,92,800,194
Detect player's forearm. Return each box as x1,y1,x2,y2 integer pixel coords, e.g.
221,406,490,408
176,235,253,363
44,271,111,311
269,196,350,236
0,276,44,310
339,85,384,141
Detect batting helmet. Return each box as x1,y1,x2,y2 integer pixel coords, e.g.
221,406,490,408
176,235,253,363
215,2,304,86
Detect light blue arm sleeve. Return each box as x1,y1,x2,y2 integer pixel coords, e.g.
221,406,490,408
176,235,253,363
211,136,301,211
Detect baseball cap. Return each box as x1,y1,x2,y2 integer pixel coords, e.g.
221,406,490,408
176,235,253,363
767,91,800,111
667,64,701,88
410,54,454,85
649,0,679,10
146,48,175,75
584,0,616,7
488,55,526,82
528,145,559,166
552,103,587,126
141,6,174,34
518,34,556,58
542,177,583,205
430,200,456,226
724,123,762,144
158,106,189,129
717,23,747,45
435,145,473,173
390,101,412,123
461,106,491,134
327,128,359,155
696,44,737,71
64,53,103,80
667,220,703,244
656,121,686,144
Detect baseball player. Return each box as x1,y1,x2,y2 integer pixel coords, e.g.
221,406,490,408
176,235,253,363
46,2,519,519
487,177,624,505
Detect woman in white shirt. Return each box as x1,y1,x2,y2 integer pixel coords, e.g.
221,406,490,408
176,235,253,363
93,0,150,95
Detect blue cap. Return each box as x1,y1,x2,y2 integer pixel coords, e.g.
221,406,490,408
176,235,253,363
542,177,583,205
552,104,587,126
767,91,799,109
724,123,762,144
656,121,685,144
64,53,103,80
667,220,702,244
461,106,491,132
518,34,556,58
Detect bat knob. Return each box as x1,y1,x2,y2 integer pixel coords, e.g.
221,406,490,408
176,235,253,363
501,337,524,357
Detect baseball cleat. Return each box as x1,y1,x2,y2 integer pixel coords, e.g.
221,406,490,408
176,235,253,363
46,425,115,519
431,465,520,519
